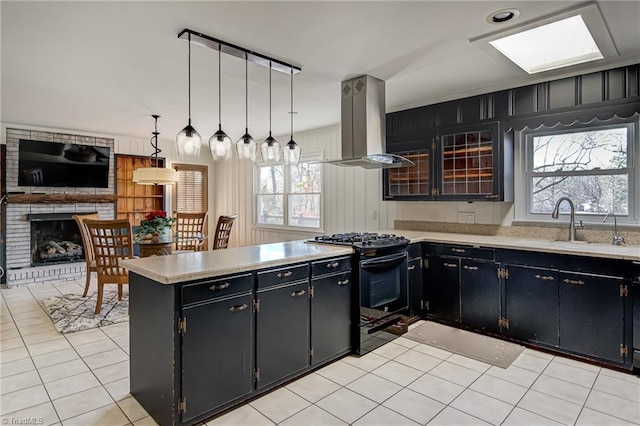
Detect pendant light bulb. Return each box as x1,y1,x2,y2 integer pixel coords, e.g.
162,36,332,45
176,33,201,157
282,69,300,165
236,54,258,162
261,63,280,164
210,44,232,161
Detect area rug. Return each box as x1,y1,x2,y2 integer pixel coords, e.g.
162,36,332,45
41,288,128,334
404,321,524,368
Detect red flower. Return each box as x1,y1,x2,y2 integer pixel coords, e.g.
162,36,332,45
145,210,167,221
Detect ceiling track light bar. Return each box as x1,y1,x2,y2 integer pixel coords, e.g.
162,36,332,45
178,29,302,75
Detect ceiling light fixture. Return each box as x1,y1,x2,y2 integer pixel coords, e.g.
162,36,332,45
487,8,519,24
176,33,202,157
283,69,301,166
177,29,301,162
236,53,258,162
133,115,179,185
260,62,281,164
209,44,232,161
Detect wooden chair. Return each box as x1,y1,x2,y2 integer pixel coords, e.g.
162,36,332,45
175,212,208,252
212,214,237,250
72,213,99,297
83,219,134,314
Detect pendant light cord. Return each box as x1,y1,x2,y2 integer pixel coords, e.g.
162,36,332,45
290,69,294,139
245,53,249,133
218,44,222,126
188,33,192,126
269,61,272,137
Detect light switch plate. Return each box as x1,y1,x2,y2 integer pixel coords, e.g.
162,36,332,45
458,212,475,224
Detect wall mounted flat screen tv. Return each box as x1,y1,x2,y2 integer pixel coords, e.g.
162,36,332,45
18,139,111,188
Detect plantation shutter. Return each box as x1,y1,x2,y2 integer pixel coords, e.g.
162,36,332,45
175,165,207,213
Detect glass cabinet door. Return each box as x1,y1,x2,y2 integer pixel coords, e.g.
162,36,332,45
438,122,499,199
385,150,432,199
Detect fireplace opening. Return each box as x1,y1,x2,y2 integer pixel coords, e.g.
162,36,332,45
28,212,95,266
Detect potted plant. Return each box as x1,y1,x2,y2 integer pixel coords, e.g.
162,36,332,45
135,210,176,242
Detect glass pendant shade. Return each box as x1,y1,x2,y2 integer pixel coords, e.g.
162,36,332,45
209,126,232,160
261,135,281,163
283,140,301,165
236,131,258,161
176,123,202,157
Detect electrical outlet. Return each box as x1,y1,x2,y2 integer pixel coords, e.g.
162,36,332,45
135,213,141,220
458,212,475,224
371,210,378,220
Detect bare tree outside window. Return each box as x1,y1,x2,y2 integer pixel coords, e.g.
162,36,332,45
256,162,322,228
529,127,629,215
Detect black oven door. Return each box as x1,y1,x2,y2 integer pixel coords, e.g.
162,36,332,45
359,251,408,314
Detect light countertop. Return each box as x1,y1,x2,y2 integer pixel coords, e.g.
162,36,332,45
121,240,353,285
383,230,640,262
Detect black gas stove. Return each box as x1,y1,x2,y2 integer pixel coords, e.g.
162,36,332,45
310,232,409,256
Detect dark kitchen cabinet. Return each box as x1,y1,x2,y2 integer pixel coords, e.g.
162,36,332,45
559,271,626,364
256,266,310,390
424,255,460,323
311,266,352,366
460,259,500,333
181,292,253,423
384,121,512,201
503,265,559,347
408,257,423,318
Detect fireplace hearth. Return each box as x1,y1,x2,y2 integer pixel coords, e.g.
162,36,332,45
28,212,92,266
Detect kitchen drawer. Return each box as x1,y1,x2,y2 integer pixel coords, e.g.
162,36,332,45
311,256,351,278
257,263,309,289
427,243,494,261
182,273,253,306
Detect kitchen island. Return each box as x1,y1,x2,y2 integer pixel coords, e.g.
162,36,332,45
122,240,353,426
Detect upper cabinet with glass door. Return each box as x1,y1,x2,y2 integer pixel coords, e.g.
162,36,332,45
436,122,511,201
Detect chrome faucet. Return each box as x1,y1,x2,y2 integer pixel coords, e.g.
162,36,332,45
551,197,584,242
603,212,625,246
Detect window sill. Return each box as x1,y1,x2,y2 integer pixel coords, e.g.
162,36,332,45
512,219,640,232
252,225,324,235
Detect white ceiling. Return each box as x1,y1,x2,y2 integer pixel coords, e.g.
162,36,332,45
2,1,639,146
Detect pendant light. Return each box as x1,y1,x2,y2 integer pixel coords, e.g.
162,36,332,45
283,69,301,165
236,53,258,161
260,62,281,163
133,115,179,185
176,33,202,157
209,44,232,160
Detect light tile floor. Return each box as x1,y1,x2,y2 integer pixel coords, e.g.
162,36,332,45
1,278,639,426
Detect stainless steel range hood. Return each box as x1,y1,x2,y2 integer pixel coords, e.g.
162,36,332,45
329,75,413,169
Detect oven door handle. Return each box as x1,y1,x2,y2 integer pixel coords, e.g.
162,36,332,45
360,252,407,271
366,315,402,334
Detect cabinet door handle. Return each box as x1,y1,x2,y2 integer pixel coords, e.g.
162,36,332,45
463,265,478,271
408,265,416,270
228,304,248,312
277,271,293,278
338,279,350,286
451,248,466,253
484,194,500,200
443,262,457,268
535,274,554,281
291,290,306,297
563,278,585,285
210,282,230,291
327,261,339,268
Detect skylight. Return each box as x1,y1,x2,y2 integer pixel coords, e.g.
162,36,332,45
489,15,603,74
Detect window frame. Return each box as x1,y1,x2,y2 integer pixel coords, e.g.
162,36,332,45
515,117,639,225
253,153,323,232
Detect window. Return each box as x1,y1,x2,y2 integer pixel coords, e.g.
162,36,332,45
518,121,638,223
256,161,322,229
174,164,207,213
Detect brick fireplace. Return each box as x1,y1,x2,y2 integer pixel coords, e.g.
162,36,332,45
4,128,116,287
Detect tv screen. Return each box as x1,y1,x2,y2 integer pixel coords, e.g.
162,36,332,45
18,139,111,188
